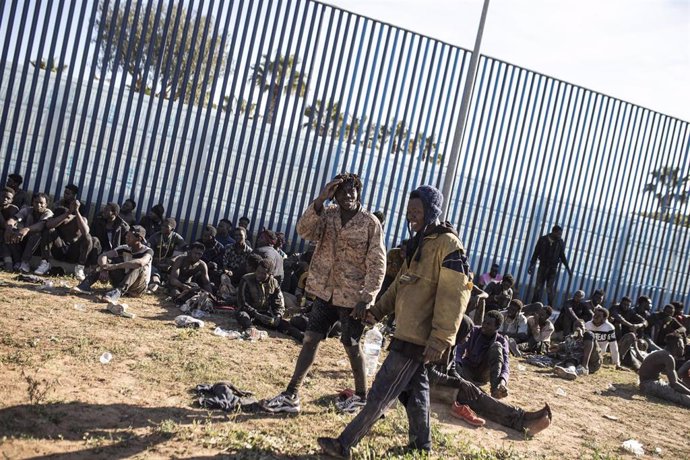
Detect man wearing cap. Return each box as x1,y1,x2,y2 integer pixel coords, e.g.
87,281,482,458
318,184,472,458
527,225,572,306
37,194,100,280
263,173,386,416
478,263,502,289
72,225,153,304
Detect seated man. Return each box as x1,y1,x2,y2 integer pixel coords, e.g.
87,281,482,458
585,307,622,369
523,305,554,354
499,299,528,356
225,227,253,285
484,275,514,312
168,242,214,300
37,199,100,280
215,218,236,247
638,332,690,408
555,290,592,336
147,218,186,287
0,187,19,270
649,304,686,349
456,310,510,399
119,198,137,226
609,295,647,339
91,202,130,252
197,225,225,272
3,193,53,272
254,229,285,286
139,203,165,237
52,184,80,211
477,262,502,289
6,173,31,210
72,225,153,304
552,323,600,380
236,257,303,341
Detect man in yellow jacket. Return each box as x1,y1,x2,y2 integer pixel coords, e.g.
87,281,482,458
319,185,472,458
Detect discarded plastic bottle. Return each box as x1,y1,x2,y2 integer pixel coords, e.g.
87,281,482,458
213,327,242,339
363,325,383,377
100,352,113,364
555,387,567,396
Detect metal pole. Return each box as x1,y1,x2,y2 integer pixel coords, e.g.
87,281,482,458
441,0,491,216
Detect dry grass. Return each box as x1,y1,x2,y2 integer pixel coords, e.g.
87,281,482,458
0,272,688,459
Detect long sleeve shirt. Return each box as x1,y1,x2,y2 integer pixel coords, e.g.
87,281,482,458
237,273,284,318
499,312,528,338
585,320,620,366
530,234,568,270
296,203,386,308
456,326,510,384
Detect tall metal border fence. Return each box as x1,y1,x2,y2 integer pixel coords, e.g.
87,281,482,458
1,0,688,310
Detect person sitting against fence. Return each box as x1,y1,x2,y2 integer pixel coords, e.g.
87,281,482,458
673,302,690,330
36,198,100,280
552,321,600,380
609,295,647,339
484,274,514,312
499,299,529,356
456,310,510,399
584,307,624,369
648,304,686,349
254,229,285,286
168,241,214,301
554,290,592,337
197,224,225,269
215,218,235,247
236,256,303,342
147,217,186,290
139,203,165,237
3,193,53,273
238,215,255,246
477,262,503,289
638,331,690,409
522,305,555,354
91,202,130,253
119,198,137,226
225,226,253,285
0,187,19,270
5,173,31,209
72,225,152,303
53,184,80,211
585,288,606,310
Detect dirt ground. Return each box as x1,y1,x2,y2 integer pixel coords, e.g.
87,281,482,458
0,272,688,460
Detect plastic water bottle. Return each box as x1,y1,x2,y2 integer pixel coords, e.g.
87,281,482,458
363,326,383,377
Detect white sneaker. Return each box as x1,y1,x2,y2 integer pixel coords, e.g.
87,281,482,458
34,259,51,275
19,262,31,273
74,264,86,281
576,365,589,376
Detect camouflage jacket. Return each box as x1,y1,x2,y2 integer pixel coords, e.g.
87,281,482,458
296,203,386,308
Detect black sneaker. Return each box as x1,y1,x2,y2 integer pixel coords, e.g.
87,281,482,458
317,437,351,460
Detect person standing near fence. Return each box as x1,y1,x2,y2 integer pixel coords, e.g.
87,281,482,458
527,225,572,307
262,173,386,415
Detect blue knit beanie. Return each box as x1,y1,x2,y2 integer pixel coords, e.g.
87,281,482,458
410,185,444,226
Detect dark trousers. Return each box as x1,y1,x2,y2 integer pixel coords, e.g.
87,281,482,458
457,390,525,431
7,232,43,263
460,341,504,391
41,229,100,265
532,265,557,306
339,350,431,451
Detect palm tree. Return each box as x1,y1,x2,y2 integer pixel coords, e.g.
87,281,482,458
250,54,307,124
643,166,690,216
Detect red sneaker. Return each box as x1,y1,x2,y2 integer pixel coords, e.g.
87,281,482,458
450,402,486,427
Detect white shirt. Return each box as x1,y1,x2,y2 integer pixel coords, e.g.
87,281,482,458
585,320,620,366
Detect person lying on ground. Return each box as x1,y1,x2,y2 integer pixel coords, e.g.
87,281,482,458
236,257,302,341
500,299,528,355
72,225,152,304
638,332,690,409
456,310,510,399
168,242,214,300
37,198,100,280
4,193,53,273
484,275,514,312
263,173,386,416
91,202,130,253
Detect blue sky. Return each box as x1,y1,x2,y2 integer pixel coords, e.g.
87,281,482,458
326,0,690,121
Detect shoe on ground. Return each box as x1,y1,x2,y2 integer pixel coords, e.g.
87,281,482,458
262,392,301,414
74,264,86,281
336,394,366,414
19,262,31,273
71,284,92,294
450,402,485,427
34,259,51,275
554,366,577,381
317,437,351,460
575,365,589,376
107,303,127,315
103,288,122,305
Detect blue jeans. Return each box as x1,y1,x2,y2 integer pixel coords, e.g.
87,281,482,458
338,349,431,451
